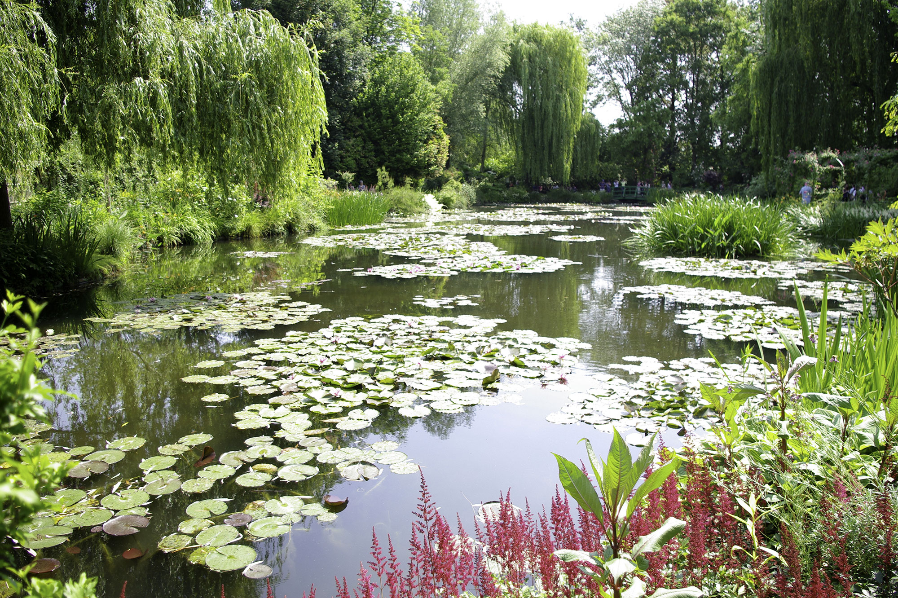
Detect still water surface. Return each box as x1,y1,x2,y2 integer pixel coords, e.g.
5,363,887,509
35,206,786,597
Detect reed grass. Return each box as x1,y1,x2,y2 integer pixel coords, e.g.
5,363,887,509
627,193,799,258
325,191,390,226
790,201,898,247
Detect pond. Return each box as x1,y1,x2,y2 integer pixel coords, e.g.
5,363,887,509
23,204,863,598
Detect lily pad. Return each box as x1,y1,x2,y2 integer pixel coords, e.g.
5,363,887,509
224,513,253,527
144,476,182,495
181,478,215,494
195,360,226,369
205,545,257,572
108,437,147,451
197,465,236,480
235,472,272,487
196,525,241,547
22,535,67,550
67,460,109,478
277,464,319,482
71,508,114,528
243,562,273,579
84,449,126,464
186,499,228,519
390,461,420,475
139,455,177,472
247,517,290,538
158,444,190,456
49,489,87,508
189,546,215,565
67,446,95,458
101,490,150,511
179,518,213,535
178,433,214,447
264,497,304,515
375,451,408,465
102,515,150,536
201,393,230,403
340,463,381,481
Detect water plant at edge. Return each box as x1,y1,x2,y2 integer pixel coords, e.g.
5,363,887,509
0,292,97,597
625,193,798,258
552,430,701,598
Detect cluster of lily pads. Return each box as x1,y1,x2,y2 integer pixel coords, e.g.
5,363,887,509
305,230,578,279
779,279,870,314
85,292,329,333
435,223,576,237
412,295,480,309
548,235,605,242
545,356,768,444
617,284,773,308
184,314,590,426
639,257,850,280
673,305,846,349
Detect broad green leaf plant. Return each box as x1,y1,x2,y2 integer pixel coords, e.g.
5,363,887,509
0,292,97,597
553,430,702,598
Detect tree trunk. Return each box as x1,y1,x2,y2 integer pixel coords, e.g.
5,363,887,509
0,179,12,230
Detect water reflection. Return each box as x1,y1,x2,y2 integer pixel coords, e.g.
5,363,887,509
36,207,782,597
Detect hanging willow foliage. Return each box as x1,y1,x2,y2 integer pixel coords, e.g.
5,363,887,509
503,24,587,184
752,0,898,171
570,113,606,185
72,0,327,194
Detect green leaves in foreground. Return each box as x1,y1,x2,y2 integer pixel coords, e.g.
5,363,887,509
553,428,700,598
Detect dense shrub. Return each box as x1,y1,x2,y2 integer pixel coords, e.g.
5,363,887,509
790,201,898,247
382,186,426,215
434,181,475,210
627,193,799,258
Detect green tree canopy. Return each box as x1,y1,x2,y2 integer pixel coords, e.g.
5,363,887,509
503,24,587,184
351,52,448,182
752,0,898,170
0,0,58,229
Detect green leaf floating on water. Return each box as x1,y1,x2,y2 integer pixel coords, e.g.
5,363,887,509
277,464,318,482
247,517,290,538
179,518,213,535
102,515,150,536
235,472,272,487
140,455,177,472
158,534,193,553
189,546,215,565
243,562,273,579
70,508,114,528
48,489,86,508
85,449,126,464
158,443,189,456
390,461,419,475
186,499,228,519
67,446,95,458
101,490,150,510
67,460,109,478
181,478,215,493
205,545,257,572
196,525,241,547
198,465,236,480
22,535,67,549
264,497,304,515
374,451,408,465
179,433,214,447
195,360,226,369
182,375,212,384
107,436,146,451
201,393,230,403
144,476,182,495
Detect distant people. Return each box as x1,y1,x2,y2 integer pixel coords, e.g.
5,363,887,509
842,185,851,202
859,186,867,202
849,186,856,201
799,180,813,204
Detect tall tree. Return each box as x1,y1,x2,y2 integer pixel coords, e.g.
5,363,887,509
39,0,327,196
444,13,510,169
580,0,662,114
0,0,58,229
503,24,588,184
350,52,448,181
752,0,898,170
411,0,480,85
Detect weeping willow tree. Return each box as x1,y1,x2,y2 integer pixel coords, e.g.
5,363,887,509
752,0,898,171
65,0,327,196
502,24,587,184
570,113,606,186
0,0,58,229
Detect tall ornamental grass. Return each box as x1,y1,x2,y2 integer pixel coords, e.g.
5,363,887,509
325,191,389,227
627,193,798,258
790,201,898,247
